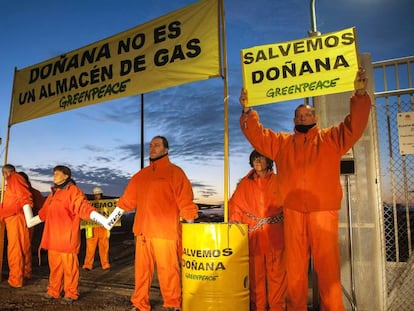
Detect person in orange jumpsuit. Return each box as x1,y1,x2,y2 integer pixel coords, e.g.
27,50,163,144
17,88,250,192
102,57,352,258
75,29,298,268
18,171,46,280
34,165,105,303
82,186,111,271
229,150,286,311
116,135,199,311
239,68,371,311
0,164,33,288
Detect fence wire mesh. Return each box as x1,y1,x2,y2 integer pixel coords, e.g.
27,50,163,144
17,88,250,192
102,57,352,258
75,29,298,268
373,56,414,309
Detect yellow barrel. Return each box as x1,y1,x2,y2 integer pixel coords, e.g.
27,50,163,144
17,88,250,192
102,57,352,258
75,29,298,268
182,223,249,311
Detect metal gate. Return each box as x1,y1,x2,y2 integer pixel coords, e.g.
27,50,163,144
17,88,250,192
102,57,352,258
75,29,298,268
373,55,414,310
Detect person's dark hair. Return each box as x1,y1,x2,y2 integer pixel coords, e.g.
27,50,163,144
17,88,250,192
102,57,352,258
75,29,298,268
249,150,273,170
18,171,31,186
53,165,72,178
153,135,169,149
2,164,16,172
294,104,315,117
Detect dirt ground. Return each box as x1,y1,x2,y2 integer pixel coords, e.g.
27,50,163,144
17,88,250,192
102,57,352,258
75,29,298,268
0,228,165,311
0,209,224,311
0,277,137,311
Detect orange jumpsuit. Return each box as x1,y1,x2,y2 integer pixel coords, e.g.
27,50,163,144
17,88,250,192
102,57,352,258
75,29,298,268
25,187,45,279
229,169,286,311
117,155,198,311
38,181,96,300
240,93,371,311
82,226,110,270
0,171,33,288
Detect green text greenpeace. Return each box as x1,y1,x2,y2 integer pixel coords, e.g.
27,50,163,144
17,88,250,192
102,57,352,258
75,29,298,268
184,272,218,281
59,79,131,109
266,77,340,98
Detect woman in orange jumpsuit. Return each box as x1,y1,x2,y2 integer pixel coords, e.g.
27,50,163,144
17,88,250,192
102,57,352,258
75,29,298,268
229,150,286,311
38,165,98,303
116,136,199,311
0,164,33,288
82,186,110,271
239,69,371,311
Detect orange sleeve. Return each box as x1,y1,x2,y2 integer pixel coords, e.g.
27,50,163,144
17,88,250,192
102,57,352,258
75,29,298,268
239,110,284,162
10,173,33,208
1,173,33,218
116,173,139,212
328,92,372,153
71,186,96,220
172,166,199,221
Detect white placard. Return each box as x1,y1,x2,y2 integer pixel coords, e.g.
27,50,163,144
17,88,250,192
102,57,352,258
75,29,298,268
397,111,414,155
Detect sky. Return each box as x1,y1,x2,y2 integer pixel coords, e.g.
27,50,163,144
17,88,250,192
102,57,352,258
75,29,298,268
0,0,413,204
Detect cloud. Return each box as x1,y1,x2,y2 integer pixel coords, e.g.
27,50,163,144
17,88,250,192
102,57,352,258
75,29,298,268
20,164,130,197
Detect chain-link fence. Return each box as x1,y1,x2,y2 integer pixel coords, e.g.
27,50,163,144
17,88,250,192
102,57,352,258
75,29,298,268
373,56,414,309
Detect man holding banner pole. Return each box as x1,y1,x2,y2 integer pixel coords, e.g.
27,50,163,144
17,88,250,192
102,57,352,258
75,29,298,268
239,67,370,311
